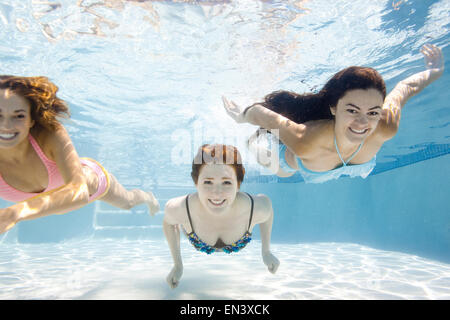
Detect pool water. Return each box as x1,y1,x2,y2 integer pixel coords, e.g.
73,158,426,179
0,0,449,299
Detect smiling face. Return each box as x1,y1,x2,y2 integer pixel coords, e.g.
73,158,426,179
330,88,384,144
0,89,35,149
196,164,239,215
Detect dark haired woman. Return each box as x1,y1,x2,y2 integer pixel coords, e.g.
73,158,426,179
223,44,444,183
0,76,160,234
163,144,279,289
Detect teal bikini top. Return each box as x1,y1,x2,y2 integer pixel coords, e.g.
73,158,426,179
184,193,254,254
278,136,376,184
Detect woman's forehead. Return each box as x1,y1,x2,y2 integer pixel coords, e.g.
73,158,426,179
199,164,236,178
339,88,384,107
0,89,30,110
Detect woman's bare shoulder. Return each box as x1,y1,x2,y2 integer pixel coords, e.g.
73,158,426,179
164,194,189,224
242,193,273,224
293,119,333,156
30,124,71,161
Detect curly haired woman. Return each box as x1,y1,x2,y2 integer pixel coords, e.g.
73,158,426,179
0,75,160,234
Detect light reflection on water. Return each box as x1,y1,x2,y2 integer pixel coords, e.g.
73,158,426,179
1,239,449,299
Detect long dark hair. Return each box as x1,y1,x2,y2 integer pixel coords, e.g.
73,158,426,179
260,66,386,124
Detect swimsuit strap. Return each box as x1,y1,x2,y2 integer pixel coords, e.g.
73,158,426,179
334,135,364,166
244,192,254,232
28,134,52,170
185,194,195,234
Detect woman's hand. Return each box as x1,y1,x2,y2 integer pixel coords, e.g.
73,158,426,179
0,207,20,234
262,251,280,274
166,264,183,289
222,96,248,123
147,191,160,216
421,43,444,72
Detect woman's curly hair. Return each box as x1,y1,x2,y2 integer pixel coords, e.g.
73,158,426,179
0,75,70,130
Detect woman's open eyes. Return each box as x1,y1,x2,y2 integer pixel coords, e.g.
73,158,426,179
347,109,379,117
0,114,26,120
203,180,233,185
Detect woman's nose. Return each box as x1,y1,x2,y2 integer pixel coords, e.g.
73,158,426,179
0,117,13,129
355,114,368,126
211,185,223,196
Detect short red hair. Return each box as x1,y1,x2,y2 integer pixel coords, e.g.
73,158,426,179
191,144,245,187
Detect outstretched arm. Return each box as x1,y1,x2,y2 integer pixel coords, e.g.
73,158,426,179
163,200,183,289
222,96,309,157
377,44,444,139
0,125,90,234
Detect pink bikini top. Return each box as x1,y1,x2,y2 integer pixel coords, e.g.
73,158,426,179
0,134,65,203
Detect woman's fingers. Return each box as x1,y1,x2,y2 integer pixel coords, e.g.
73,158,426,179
170,278,178,289
222,96,247,123
420,44,443,70
167,275,179,289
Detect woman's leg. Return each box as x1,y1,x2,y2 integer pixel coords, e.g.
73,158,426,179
97,173,160,215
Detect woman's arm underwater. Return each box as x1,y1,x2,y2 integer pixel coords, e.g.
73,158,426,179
163,197,184,289
376,44,444,140
253,194,280,274
0,125,90,234
222,97,314,156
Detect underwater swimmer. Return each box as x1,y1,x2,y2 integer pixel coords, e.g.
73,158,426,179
0,75,160,234
163,144,279,289
223,44,444,183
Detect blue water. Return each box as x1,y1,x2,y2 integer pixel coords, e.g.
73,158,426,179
0,0,449,299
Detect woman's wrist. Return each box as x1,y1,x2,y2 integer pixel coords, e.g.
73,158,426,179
174,258,183,267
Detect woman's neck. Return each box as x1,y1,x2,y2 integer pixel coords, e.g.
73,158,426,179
332,123,364,161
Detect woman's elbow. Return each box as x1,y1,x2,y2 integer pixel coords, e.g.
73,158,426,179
66,181,90,206
257,194,274,221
